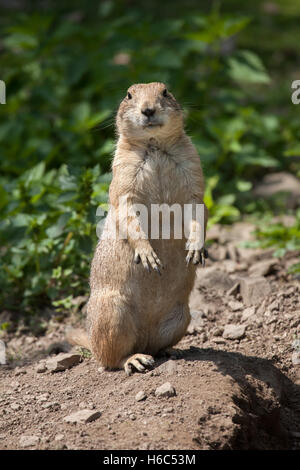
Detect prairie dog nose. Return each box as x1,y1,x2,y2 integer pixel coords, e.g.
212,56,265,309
141,107,156,117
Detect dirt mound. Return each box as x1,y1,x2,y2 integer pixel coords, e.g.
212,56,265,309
0,222,300,450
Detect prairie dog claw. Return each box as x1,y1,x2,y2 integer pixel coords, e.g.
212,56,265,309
186,246,208,267
134,244,163,274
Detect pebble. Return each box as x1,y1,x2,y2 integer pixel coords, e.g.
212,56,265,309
135,391,147,402
212,337,226,344
25,337,35,345
63,409,101,424
9,381,20,390
249,259,277,277
165,407,174,413
228,300,244,312
156,360,177,376
46,353,81,372
35,362,47,373
241,306,256,322
155,382,176,398
240,277,271,306
41,401,60,410
19,435,40,448
269,300,279,311
79,401,95,410
212,327,223,337
292,339,300,350
187,311,205,334
14,367,27,376
223,324,246,340
292,351,300,365
37,393,50,403
10,403,21,411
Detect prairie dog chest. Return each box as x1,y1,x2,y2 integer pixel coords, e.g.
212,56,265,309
135,143,189,205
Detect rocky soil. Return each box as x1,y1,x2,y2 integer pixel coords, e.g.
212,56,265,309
0,221,300,450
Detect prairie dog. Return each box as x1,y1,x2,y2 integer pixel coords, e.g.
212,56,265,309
66,82,208,375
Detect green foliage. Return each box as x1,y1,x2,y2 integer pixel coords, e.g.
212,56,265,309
0,1,298,311
242,210,300,272
0,162,110,311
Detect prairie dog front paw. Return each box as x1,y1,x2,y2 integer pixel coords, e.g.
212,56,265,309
186,243,208,267
134,241,163,275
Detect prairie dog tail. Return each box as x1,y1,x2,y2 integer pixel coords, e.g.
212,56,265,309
65,327,91,350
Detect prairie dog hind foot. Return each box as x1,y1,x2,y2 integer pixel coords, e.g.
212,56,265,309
121,353,155,376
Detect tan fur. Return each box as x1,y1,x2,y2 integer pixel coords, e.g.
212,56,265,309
67,82,208,375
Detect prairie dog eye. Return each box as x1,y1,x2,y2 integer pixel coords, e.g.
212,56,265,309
127,92,132,99
162,88,168,97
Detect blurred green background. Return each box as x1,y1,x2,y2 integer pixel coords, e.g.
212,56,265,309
0,0,299,324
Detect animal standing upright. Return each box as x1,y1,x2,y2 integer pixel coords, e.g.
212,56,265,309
67,82,208,375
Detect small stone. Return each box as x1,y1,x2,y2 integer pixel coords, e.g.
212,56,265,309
269,300,279,311
79,401,95,410
130,414,136,421
223,260,238,273
135,391,147,402
46,353,81,372
285,286,297,296
212,337,226,344
20,435,40,448
292,339,300,351
241,306,256,322
200,332,208,343
165,407,174,413
14,367,27,376
228,300,244,312
240,277,271,306
37,393,50,402
195,267,235,293
25,337,35,345
249,259,277,277
41,401,60,410
9,381,20,390
55,434,64,442
63,409,101,424
186,311,205,334
35,362,47,373
223,324,246,340
292,351,300,365
10,403,21,411
212,327,224,337
156,360,177,376
155,382,176,398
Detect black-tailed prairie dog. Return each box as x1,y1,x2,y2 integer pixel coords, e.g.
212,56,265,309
67,82,208,375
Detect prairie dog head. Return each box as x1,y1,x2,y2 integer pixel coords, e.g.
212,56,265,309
116,82,183,143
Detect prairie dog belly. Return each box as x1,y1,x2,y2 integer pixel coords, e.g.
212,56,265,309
134,147,189,206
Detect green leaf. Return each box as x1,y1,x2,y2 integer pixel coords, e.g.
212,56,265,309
46,212,72,238
228,51,270,84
